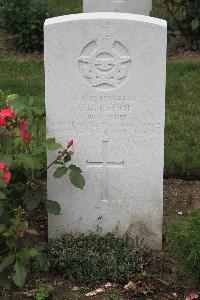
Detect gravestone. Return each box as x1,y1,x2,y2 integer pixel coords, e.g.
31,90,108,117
83,0,152,15
44,13,167,250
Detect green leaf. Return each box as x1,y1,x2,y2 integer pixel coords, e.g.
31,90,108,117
28,96,35,106
0,153,13,166
2,135,13,152
46,138,61,150
31,106,45,116
0,191,6,200
12,100,26,114
0,179,6,188
0,274,11,288
36,287,49,300
0,224,6,233
69,165,85,190
33,254,49,272
191,19,199,31
63,153,72,163
0,170,3,176
26,186,44,211
26,197,40,211
15,154,42,170
69,164,82,173
46,200,61,215
17,248,39,259
0,255,15,273
12,99,26,115
53,166,67,178
0,201,4,217
13,136,23,148
31,146,45,156
12,262,27,288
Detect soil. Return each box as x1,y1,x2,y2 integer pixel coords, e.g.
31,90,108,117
0,179,199,300
167,36,200,60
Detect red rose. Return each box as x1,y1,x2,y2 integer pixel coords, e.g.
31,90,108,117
0,117,7,126
0,107,14,118
19,121,29,132
0,162,11,185
0,107,15,126
19,121,32,142
21,132,32,142
67,139,73,148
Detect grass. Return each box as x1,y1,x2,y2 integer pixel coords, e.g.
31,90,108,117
165,60,200,178
0,58,44,103
167,209,200,287
0,57,199,178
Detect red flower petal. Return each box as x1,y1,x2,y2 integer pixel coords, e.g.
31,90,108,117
0,117,7,126
0,107,14,119
67,139,74,148
0,162,11,185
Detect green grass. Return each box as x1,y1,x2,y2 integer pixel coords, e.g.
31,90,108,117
0,58,199,178
165,60,200,177
0,58,44,103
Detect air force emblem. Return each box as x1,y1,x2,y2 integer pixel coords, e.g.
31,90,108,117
79,34,131,90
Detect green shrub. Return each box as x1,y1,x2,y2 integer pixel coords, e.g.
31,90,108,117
168,209,200,286
0,0,51,52
49,233,144,285
162,0,200,49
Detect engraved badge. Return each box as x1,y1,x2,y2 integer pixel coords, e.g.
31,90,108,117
79,33,131,90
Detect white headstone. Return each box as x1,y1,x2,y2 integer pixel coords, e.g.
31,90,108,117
83,0,152,15
44,13,167,250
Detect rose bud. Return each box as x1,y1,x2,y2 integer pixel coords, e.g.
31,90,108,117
67,139,74,148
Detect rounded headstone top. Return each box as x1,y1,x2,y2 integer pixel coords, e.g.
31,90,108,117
44,12,167,28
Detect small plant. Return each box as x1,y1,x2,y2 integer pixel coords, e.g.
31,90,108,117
0,92,85,288
35,286,50,300
49,233,144,285
167,209,200,286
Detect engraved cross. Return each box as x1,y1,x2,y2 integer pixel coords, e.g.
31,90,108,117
86,141,124,202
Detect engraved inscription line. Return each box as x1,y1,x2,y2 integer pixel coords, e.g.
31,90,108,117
110,0,125,3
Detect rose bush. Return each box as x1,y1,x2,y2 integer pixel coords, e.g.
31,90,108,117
0,92,85,288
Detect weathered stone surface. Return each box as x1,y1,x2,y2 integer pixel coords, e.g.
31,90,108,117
83,0,152,15
44,13,167,250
